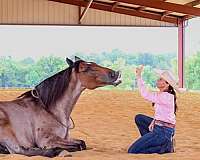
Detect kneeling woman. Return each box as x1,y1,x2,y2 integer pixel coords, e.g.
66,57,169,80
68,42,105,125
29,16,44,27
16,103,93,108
128,66,184,154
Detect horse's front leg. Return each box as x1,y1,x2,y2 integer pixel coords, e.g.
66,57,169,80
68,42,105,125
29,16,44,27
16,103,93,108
67,138,87,151
39,135,84,152
65,127,87,151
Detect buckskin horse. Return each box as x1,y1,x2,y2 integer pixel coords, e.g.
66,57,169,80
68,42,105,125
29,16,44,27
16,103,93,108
0,56,121,157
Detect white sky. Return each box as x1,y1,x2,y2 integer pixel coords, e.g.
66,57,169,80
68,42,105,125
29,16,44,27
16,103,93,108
185,17,200,56
0,17,199,60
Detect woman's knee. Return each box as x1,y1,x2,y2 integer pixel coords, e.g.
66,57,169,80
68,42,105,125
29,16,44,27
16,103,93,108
128,143,142,154
128,145,137,153
134,114,145,124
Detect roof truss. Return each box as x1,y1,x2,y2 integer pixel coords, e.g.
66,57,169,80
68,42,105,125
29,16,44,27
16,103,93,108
49,0,200,24
114,0,200,16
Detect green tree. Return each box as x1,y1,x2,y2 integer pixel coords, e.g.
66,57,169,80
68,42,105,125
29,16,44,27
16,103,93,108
34,55,66,83
185,52,200,89
0,56,18,87
0,51,178,89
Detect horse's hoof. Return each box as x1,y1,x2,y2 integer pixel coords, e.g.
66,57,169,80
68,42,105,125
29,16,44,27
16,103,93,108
57,150,72,157
79,140,87,150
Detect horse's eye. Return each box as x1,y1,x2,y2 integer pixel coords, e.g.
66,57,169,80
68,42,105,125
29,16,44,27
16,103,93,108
86,66,98,72
88,67,95,71
82,66,92,72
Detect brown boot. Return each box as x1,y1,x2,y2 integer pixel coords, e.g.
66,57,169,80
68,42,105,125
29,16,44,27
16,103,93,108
171,137,176,153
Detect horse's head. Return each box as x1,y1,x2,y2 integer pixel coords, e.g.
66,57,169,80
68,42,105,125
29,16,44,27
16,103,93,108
66,56,122,89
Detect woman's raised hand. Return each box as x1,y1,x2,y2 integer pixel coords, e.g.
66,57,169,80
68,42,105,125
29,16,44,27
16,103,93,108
135,65,144,78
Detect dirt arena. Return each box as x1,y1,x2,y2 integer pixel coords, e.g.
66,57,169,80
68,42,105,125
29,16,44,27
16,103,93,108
0,89,199,160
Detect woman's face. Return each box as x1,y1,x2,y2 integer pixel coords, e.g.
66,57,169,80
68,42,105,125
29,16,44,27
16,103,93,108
156,77,169,91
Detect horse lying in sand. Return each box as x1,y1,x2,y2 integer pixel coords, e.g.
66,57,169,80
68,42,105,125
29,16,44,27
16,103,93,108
0,56,121,157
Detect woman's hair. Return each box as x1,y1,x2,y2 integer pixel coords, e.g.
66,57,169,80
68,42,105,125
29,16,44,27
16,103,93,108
152,82,177,115
167,85,177,115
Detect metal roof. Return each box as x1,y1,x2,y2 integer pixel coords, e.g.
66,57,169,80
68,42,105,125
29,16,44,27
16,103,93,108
49,0,200,24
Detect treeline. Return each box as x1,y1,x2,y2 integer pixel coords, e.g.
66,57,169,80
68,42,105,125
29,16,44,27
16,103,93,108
0,49,199,90
0,56,66,88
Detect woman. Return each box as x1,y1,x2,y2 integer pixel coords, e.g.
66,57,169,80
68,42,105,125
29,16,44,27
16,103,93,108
128,66,184,154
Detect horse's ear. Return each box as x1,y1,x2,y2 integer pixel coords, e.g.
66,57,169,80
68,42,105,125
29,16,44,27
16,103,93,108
75,56,82,62
66,58,74,67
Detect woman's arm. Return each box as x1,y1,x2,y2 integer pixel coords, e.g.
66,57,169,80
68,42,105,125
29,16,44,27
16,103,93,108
135,66,171,104
137,77,166,104
148,119,155,132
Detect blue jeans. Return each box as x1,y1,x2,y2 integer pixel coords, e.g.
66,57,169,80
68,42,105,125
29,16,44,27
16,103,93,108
128,114,175,154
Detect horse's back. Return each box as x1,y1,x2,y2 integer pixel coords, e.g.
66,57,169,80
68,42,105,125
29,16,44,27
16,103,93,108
0,99,30,119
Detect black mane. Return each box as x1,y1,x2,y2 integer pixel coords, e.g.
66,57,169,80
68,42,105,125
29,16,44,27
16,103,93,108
19,60,83,110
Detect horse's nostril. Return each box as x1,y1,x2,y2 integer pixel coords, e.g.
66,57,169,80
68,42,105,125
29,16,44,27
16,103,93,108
109,71,115,78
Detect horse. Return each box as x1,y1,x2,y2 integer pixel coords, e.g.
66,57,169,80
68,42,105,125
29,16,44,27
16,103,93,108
0,56,121,157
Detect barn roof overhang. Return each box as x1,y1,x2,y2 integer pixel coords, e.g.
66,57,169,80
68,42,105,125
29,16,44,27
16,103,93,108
49,0,200,25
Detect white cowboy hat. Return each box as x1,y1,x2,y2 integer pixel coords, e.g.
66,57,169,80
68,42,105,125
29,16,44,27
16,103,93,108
154,69,186,93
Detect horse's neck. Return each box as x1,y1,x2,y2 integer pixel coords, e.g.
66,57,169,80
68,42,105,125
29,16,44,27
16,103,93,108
49,71,85,127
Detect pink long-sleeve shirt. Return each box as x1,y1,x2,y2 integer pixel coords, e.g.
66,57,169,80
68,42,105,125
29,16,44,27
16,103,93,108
137,77,176,124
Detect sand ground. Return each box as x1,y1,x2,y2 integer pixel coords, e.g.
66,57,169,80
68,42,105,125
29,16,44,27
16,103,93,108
0,89,199,160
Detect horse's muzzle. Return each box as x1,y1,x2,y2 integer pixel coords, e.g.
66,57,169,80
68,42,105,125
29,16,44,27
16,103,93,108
112,71,122,86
